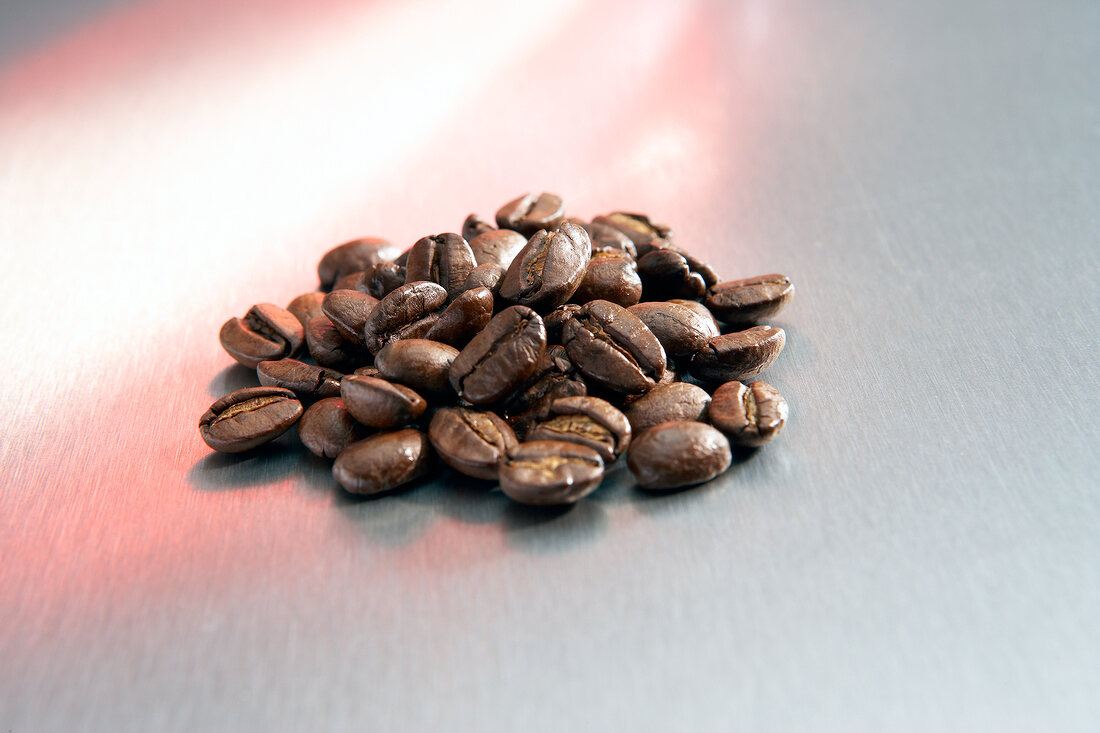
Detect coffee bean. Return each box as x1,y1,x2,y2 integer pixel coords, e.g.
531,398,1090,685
627,421,731,490
500,221,591,312
623,382,711,435
529,395,631,462
257,358,343,399
706,274,794,325
462,213,495,242
469,229,528,269
199,386,302,453
286,291,326,330
333,271,366,292
333,429,432,495
359,261,407,299
219,303,305,368
304,316,362,372
449,305,546,404
590,212,672,253
340,374,427,428
461,263,504,297
353,365,381,378
689,325,785,382
628,301,715,359
709,380,788,447
428,407,518,480
573,250,643,307
669,299,721,339
424,287,494,347
375,339,459,396
544,304,582,344
637,249,707,300
361,281,448,354
495,192,565,236
499,347,586,439
562,299,666,393
321,289,379,344
298,397,367,458
499,441,605,506
405,233,477,298
318,238,399,290
588,221,638,258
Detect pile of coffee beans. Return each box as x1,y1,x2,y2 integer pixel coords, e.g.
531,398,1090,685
200,194,793,505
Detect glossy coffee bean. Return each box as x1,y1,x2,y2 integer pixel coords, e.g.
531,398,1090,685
286,291,326,330
637,249,707,300
333,429,432,495
591,212,672,252
623,382,711,435
359,261,407,299
669,299,721,339
709,380,788,447
572,250,643,307
298,397,367,458
628,301,715,359
469,229,528,269
340,375,427,428
495,192,565,236
405,233,477,298
375,339,459,396
318,238,399,290
461,263,505,297
428,407,518,480
461,213,495,242
562,299,666,393
361,281,448,354
706,274,794,325
219,303,305,368
627,421,731,490
353,365,381,378
529,395,631,462
499,441,605,506
257,358,342,400
544,304,582,344
424,287,494,347
199,386,302,453
304,316,362,372
689,326,785,382
500,222,591,312
450,305,547,404
588,221,638,258
321,289,378,344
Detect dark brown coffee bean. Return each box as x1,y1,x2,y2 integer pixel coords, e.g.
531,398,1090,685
628,301,715,359
637,249,707,300
591,212,672,252
321,289,379,345
529,395,631,462
500,222,591,312
340,375,427,428
353,365,380,378
689,326,785,382
375,339,459,396
333,271,367,292
361,281,448,354
709,380,788,447
428,407,518,480
499,441,605,506
450,305,546,404
318,238,399,290
588,221,638,258
544,304,582,344
562,299,666,393
461,263,505,297
298,397,367,458
462,213,495,242
257,358,342,399
333,429,432,495
623,383,711,435
499,346,584,438
469,229,528,268
627,421,731,490
669,299,721,339
706,274,794,325
573,250,643,307
405,233,477,298
219,303,305,368
199,386,302,453
495,192,565,236
305,316,362,372
286,292,326,330
358,261,407,299
424,287,494,348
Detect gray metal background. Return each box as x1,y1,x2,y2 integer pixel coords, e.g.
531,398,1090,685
1,0,1097,730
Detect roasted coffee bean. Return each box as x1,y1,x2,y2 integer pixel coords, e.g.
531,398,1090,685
689,326,785,382
588,221,638,258
499,441,605,506
462,213,495,242
405,233,477,298
623,382,711,435
709,380,788,447
428,407,518,480
333,271,366,292
353,365,381,378
199,386,302,453
286,292,326,330
503,373,588,440
305,316,362,372
706,274,794,325
500,221,591,312
340,375,427,428
318,238,399,290
461,263,504,297
321,289,378,344
424,287,494,347
219,303,305,368
469,229,528,268
562,299,666,393
669,299,721,339
637,249,707,300
627,421,731,490
495,192,565,236
591,212,672,253
257,358,342,399
375,339,459,396
359,261,407,299
361,281,448,354
572,250,643,307
298,397,367,458
544,304,582,344
449,305,546,404
529,395,631,462
628,301,715,359
333,429,432,495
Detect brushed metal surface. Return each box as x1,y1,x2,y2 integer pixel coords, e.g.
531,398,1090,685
2,0,1098,730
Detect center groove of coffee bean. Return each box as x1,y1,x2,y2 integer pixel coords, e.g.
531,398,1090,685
459,410,505,445
539,415,613,444
574,313,642,369
243,312,286,348
521,244,550,295
508,455,600,474
743,385,758,427
459,315,534,393
211,395,287,424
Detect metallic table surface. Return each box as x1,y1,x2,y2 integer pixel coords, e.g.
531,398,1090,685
1,0,1097,730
